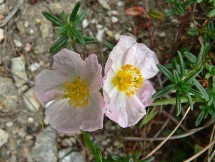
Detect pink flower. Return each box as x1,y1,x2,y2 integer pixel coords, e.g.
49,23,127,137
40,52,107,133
103,35,159,128
35,49,104,134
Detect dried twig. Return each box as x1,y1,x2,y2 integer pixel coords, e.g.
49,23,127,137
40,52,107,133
0,0,24,27
123,119,214,141
143,107,191,159
184,139,215,162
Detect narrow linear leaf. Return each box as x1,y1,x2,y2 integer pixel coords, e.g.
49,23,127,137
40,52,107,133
82,132,102,162
184,51,197,63
196,44,205,65
183,66,203,83
152,84,175,99
42,11,63,26
157,64,175,82
173,58,181,75
73,10,88,27
53,25,68,40
177,51,185,76
105,41,115,49
189,88,203,98
187,93,193,110
70,0,81,22
71,29,85,45
193,79,209,101
83,36,97,44
50,35,68,54
195,111,205,126
207,8,215,17
173,70,180,83
176,91,181,116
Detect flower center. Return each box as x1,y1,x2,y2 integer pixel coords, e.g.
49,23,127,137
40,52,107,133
63,77,90,108
112,64,144,96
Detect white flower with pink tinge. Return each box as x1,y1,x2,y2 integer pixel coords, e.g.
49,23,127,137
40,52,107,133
103,35,159,128
35,49,104,134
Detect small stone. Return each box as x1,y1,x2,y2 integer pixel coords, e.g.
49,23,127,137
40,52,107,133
59,149,85,162
111,16,118,23
117,1,123,7
0,129,9,148
30,127,57,162
159,32,166,37
113,141,120,147
61,137,76,147
0,28,4,42
106,30,114,38
96,28,106,42
24,21,29,28
27,117,34,123
98,0,110,10
25,42,32,52
30,29,34,34
18,128,26,138
108,10,119,16
0,0,4,3
82,19,89,28
114,33,121,40
40,22,50,38
6,122,13,127
25,135,33,141
29,62,40,72
96,24,103,29
23,88,40,112
11,56,28,88
90,19,97,24
18,85,28,93
13,39,23,48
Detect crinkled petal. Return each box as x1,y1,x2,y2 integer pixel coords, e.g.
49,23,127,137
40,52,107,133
104,89,146,128
53,48,84,79
80,54,102,92
35,69,66,106
45,93,104,134
123,43,159,79
137,80,156,107
105,35,136,73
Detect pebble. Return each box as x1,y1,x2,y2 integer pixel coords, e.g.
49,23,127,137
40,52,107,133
27,117,34,123
0,0,4,3
13,39,23,48
30,126,57,162
98,0,110,10
159,32,166,37
0,28,4,42
82,19,89,28
18,128,26,138
61,137,76,147
25,42,32,52
6,122,13,127
11,56,28,88
96,28,106,42
96,24,103,29
0,77,18,110
114,33,121,40
0,128,9,148
111,16,118,23
106,30,114,38
117,1,123,7
23,88,40,112
24,21,29,28
108,10,119,16
29,62,40,72
59,149,85,162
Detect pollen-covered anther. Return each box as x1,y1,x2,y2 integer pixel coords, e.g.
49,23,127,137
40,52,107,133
112,64,144,96
63,77,90,108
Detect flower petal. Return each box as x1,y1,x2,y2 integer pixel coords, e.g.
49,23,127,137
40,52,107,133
35,69,66,106
123,43,159,79
137,80,156,107
80,54,102,93
104,89,146,128
105,35,136,73
45,93,104,134
53,48,84,78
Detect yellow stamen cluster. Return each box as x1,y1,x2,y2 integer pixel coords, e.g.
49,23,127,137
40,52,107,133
112,64,144,96
63,77,90,108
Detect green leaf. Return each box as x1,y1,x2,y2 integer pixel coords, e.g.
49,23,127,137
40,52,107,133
157,64,175,82
82,132,102,162
184,51,197,64
207,8,215,17
71,29,85,45
193,79,209,101
173,70,181,83
53,25,68,39
42,11,63,26
50,35,68,54
73,10,88,27
177,51,185,76
105,41,115,49
70,0,81,22
189,88,203,98
187,27,198,36
140,107,158,127
195,111,205,126
187,93,193,110
83,36,97,44
176,91,181,116
152,84,175,99
196,44,205,65
183,66,203,83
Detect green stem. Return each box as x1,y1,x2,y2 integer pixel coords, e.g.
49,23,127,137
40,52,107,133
151,97,205,106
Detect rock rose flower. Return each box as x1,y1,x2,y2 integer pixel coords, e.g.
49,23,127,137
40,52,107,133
103,35,159,128
35,49,104,134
